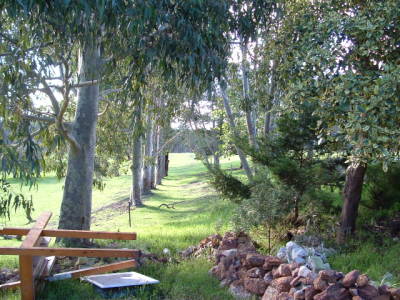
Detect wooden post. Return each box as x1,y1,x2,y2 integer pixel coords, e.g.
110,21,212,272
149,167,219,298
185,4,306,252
19,212,52,300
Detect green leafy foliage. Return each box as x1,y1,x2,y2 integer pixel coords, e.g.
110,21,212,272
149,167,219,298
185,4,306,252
362,163,400,218
208,167,250,203
232,171,294,231
0,179,33,221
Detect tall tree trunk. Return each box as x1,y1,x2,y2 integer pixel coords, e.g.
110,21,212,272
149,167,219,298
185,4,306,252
338,163,367,241
131,100,143,207
165,153,169,177
150,125,158,189
219,81,253,182
240,41,258,150
264,105,272,137
58,40,100,234
156,127,166,185
264,59,277,137
142,113,154,194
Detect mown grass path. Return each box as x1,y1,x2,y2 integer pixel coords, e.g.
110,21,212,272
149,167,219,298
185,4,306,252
1,153,239,299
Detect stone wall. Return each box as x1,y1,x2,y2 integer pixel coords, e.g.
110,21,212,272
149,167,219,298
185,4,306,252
183,232,400,300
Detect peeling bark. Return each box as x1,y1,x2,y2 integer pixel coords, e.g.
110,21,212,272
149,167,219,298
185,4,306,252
58,40,100,235
131,100,143,207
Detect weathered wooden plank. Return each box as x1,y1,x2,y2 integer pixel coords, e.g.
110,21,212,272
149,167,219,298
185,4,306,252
20,211,52,300
0,247,140,258
21,212,52,248
47,259,137,281
1,228,137,240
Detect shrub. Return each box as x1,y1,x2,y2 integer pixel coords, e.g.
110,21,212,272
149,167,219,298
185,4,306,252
232,174,294,231
362,163,400,219
208,168,251,203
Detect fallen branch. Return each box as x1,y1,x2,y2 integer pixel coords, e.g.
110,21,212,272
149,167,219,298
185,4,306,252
158,201,186,209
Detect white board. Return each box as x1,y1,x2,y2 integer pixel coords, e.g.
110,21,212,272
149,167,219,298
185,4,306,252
83,272,159,289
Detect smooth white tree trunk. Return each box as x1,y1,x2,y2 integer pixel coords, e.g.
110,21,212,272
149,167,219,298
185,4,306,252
58,39,100,234
219,81,253,182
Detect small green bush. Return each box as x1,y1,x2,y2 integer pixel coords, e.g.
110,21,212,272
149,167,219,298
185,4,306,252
208,168,251,203
232,174,294,232
362,163,400,219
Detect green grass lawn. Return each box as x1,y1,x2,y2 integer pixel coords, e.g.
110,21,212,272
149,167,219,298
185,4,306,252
1,153,399,299
0,153,240,300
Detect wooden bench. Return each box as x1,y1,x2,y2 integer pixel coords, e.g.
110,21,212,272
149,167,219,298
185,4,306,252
0,212,138,300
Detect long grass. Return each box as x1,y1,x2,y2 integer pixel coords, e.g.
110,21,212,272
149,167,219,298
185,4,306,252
1,153,399,299
0,153,239,299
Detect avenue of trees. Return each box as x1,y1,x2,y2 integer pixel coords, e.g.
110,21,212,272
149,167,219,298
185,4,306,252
0,0,399,244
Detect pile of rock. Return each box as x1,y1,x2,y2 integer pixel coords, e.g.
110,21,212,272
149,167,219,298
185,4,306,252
206,232,400,300
180,233,223,258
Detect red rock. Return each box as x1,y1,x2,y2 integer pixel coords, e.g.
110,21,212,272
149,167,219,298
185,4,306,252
274,264,292,278
244,277,268,295
342,270,360,288
304,286,318,300
246,267,265,278
292,267,300,278
277,292,292,300
262,286,279,300
290,276,302,287
389,288,400,300
319,270,339,283
246,253,266,268
237,268,247,280
314,284,352,300
313,275,328,291
220,255,235,272
264,256,283,271
356,274,369,287
210,234,222,247
219,237,238,250
299,277,314,285
378,285,391,296
357,284,378,299
349,288,358,296
271,276,293,293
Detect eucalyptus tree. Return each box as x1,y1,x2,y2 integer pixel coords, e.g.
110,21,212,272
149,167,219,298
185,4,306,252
271,0,400,239
0,1,112,232
1,0,230,234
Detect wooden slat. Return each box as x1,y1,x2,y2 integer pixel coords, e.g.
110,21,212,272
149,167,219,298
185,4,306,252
0,281,21,289
47,259,137,281
21,212,52,248
1,228,136,240
20,211,52,300
0,247,140,258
